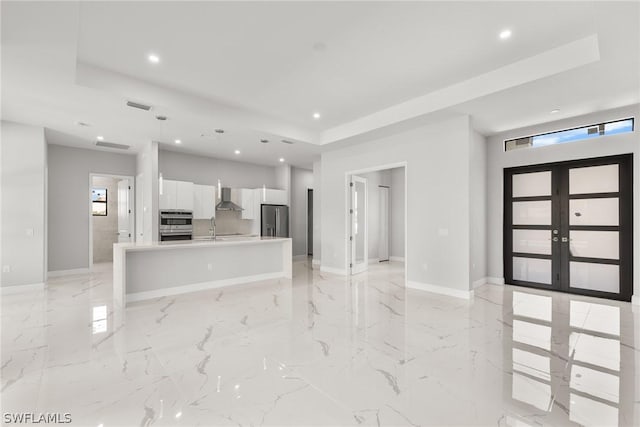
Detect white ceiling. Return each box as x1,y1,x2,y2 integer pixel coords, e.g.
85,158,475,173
2,1,638,168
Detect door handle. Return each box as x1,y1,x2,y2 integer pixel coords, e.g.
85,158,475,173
552,237,559,242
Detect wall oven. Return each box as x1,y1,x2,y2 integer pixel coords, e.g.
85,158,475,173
159,210,193,241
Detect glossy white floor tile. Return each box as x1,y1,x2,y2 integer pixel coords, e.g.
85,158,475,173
2,260,639,426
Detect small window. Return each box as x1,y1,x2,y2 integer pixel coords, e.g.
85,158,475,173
505,118,634,152
92,187,107,216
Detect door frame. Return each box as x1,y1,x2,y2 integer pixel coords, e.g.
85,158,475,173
350,175,368,275
503,154,633,301
344,162,408,282
89,173,135,268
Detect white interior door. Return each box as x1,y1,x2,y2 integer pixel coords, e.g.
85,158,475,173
379,186,389,261
350,175,368,275
117,179,132,243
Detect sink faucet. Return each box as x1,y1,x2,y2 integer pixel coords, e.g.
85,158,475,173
209,215,216,240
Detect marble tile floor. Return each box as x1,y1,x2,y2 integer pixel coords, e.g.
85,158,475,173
1,260,639,426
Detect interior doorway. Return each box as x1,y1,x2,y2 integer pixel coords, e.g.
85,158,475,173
307,188,313,256
504,154,633,301
346,164,406,278
89,174,135,267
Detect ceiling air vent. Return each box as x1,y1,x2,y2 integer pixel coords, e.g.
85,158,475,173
281,139,295,145
96,141,130,150
126,100,152,111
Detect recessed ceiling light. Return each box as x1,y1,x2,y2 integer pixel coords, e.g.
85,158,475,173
499,29,512,40
148,53,160,63
174,139,181,144
550,109,560,114
77,121,91,127
313,112,321,119
96,136,104,141
279,158,285,163
260,139,269,143
215,129,225,134
234,150,241,155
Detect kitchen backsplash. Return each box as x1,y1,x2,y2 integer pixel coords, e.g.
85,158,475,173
193,210,255,236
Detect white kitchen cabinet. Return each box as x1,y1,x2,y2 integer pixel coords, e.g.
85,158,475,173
159,180,177,210
264,189,288,205
193,184,216,219
230,188,256,219
176,181,194,210
159,179,194,210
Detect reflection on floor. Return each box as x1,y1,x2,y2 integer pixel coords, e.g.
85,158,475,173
1,260,638,426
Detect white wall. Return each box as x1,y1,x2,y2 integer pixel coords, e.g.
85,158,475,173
321,116,473,292
291,167,313,256
486,104,639,300
312,160,322,263
390,167,405,260
137,141,158,243
48,144,136,271
1,121,47,287
158,149,278,188
470,129,487,285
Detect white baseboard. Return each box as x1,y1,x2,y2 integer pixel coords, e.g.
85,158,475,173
368,258,380,265
487,277,505,285
312,259,321,268
293,254,308,261
1,282,45,295
320,265,347,276
632,295,640,306
389,256,405,262
408,280,474,300
47,268,89,278
472,277,488,289
126,272,285,304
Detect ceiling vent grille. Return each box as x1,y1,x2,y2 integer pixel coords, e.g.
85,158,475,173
126,100,152,111
96,141,130,150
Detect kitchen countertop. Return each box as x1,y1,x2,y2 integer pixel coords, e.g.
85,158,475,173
114,236,290,253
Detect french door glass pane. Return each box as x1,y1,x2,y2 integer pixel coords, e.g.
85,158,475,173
513,230,551,255
570,262,619,293
569,198,619,226
512,171,551,197
569,230,619,259
513,257,552,284
513,201,552,225
569,164,619,194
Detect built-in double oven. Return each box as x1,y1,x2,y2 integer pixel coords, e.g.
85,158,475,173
159,210,193,241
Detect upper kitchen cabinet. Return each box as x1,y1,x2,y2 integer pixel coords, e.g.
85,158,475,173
231,188,256,220
159,179,194,210
263,189,288,205
193,184,216,219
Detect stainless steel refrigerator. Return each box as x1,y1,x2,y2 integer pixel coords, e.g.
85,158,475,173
261,204,289,237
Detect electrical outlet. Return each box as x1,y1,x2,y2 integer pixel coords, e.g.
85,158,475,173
207,263,213,271
2,265,10,273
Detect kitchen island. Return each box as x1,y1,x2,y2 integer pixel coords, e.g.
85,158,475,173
113,237,292,306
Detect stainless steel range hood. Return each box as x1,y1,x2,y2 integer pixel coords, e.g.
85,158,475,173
216,187,243,211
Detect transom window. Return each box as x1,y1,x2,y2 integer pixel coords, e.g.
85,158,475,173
504,118,634,152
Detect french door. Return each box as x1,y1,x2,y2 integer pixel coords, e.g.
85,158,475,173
504,154,633,301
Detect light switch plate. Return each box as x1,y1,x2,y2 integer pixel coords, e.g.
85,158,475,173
438,228,449,236
2,265,10,273
26,228,34,237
